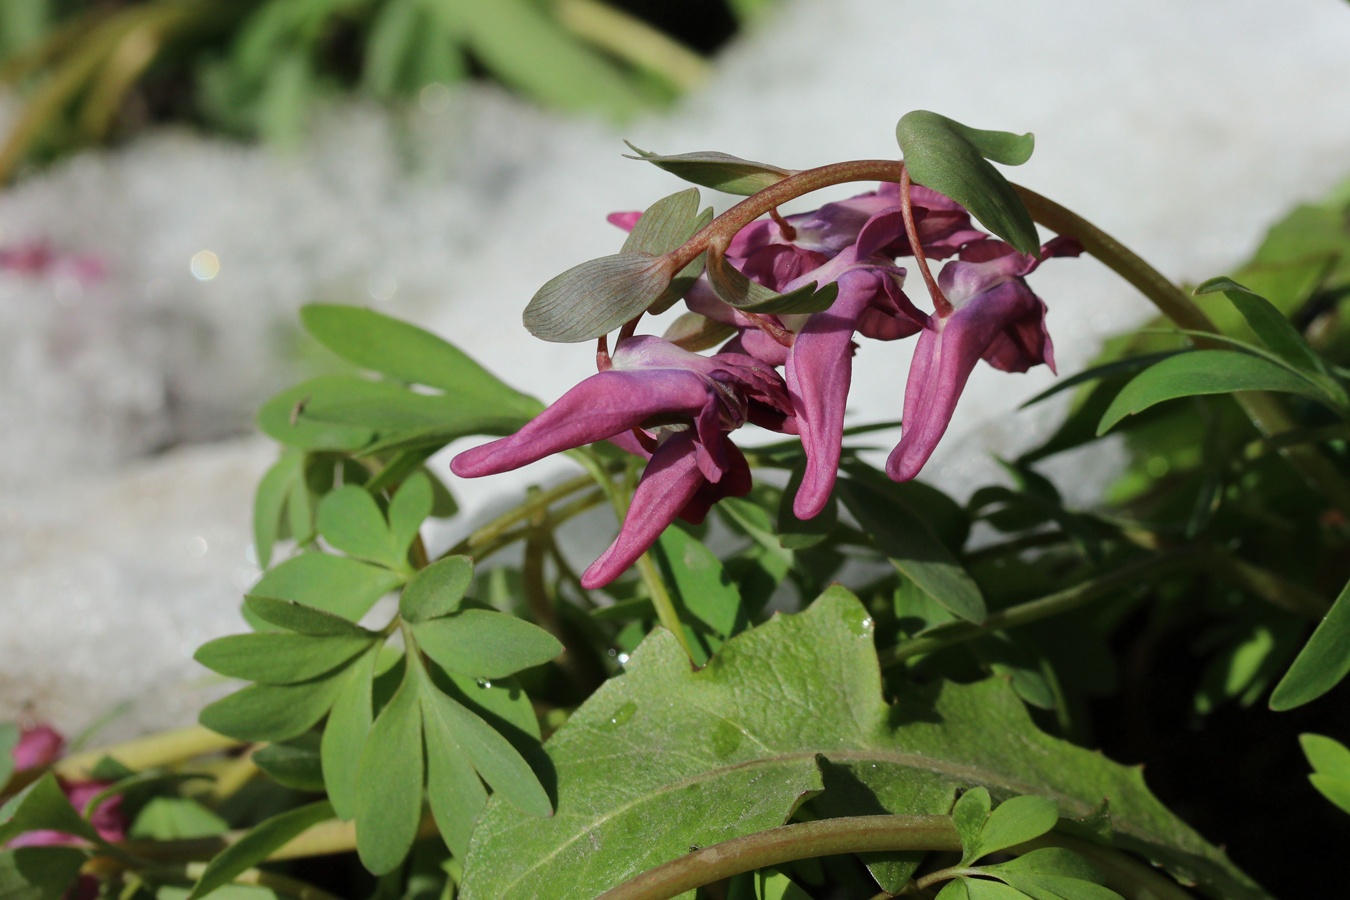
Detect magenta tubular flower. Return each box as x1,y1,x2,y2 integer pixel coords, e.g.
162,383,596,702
452,336,793,587
886,237,1082,482
6,722,128,850
13,723,66,771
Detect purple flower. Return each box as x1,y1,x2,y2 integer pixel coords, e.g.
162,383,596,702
13,723,65,771
886,237,1082,482
451,336,793,587
6,722,127,850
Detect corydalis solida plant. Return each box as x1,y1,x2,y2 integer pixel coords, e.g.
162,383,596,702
452,117,1078,586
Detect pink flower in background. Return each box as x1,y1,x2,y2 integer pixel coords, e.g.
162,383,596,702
6,721,127,849
0,240,106,283
13,723,65,771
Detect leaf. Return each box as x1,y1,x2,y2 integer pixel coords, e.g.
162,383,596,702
623,143,795,196
952,787,992,863
754,868,813,900
129,797,230,840
0,774,102,847
1269,576,1350,710
420,686,488,857
895,111,1038,256
661,311,738,352
836,478,985,623
316,486,402,568
187,801,335,899
1097,349,1343,436
939,880,1027,900
388,472,434,557
460,589,1264,899
253,449,302,570
322,649,378,821
300,305,539,415
256,377,375,451
653,524,745,638
414,610,562,680
620,188,701,258
355,666,424,875
0,847,87,900
0,723,18,787
400,556,476,622
523,252,674,343
1018,351,1185,410
1193,277,1328,376
971,795,1059,860
778,463,838,550
253,734,326,792
199,676,348,743
705,248,838,314
244,596,379,638
984,848,1121,900
195,632,374,684
248,553,405,624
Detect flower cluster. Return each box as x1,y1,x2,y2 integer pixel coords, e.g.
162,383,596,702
453,182,1077,587
7,722,127,849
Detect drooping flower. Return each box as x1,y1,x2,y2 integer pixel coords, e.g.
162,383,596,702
886,236,1082,482
451,336,794,587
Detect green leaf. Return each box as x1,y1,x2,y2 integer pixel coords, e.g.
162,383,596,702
253,449,302,570
1018,351,1184,410
952,787,992,863
388,472,434,557
461,588,1264,899
984,848,1122,900
414,610,562,680
199,676,347,743
620,188,701,258
0,774,102,847
623,143,795,196
1194,277,1328,375
244,596,379,638
316,486,402,568
355,666,425,875
705,248,838,313
895,111,1038,256
0,723,18,787
401,556,476,622
129,797,230,840
754,868,813,900
661,311,739,352
971,795,1059,861
256,377,375,451
1301,733,1350,779
1097,349,1343,436
420,685,489,857
653,524,744,637
187,801,335,899
195,632,374,684
0,847,87,900
248,553,405,624
837,478,985,623
323,649,379,821
300,305,539,415
253,734,326,792
421,683,551,818
939,881,1027,900
1308,773,1350,816
1270,576,1350,710
523,252,674,343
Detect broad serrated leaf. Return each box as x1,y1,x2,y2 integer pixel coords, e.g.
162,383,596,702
400,556,475,622
0,774,102,847
244,596,379,638
253,450,302,570
323,650,378,821
1269,576,1350,710
199,676,347,743
972,795,1059,860
414,611,562,680
300,305,538,415
253,734,326,792
388,472,433,557
460,589,1265,900
624,143,795,195
187,801,335,899
837,478,985,623
705,248,838,313
895,111,1038,255
524,253,674,343
1097,349,1342,436
0,847,87,900
248,553,405,624
355,666,424,875
195,632,374,684
316,486,402,568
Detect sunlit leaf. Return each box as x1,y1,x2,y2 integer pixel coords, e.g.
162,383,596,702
195,632,374,684
199,676,347,743
247,553,405,625
414,610,562,680
400,555,475,622
355,666,424,875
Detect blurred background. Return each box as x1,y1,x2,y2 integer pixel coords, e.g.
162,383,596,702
1,0,1348,761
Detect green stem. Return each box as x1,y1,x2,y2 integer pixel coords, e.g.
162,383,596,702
595,815,961,900
441,471,599,560
881,552,1190,668
55,726,241,782
1014,184,1350,517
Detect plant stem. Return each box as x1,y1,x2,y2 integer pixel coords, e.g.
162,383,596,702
1013,184,1350,517
55,726,241,781
442,471,600,560
881,552,1190,668
595,815,961,900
